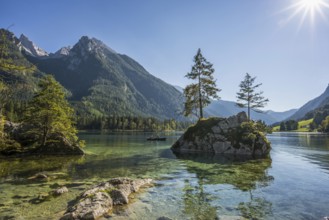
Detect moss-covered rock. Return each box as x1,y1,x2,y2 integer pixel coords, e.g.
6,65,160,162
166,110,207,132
171,112,271,157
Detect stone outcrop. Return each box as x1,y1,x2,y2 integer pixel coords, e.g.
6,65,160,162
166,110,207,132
61,177,153,220
171,112,270,156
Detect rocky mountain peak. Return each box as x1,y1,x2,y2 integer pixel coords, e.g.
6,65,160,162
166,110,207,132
52,46,71,58
72,36,116,55
18,34,48,57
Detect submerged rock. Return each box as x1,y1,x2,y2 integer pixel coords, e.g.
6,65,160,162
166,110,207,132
172,112,270,157
53,186,69,196
61,177,153,220
28,173,48,180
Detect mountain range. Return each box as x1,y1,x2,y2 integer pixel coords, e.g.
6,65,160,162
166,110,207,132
286,85,329,121
3,28,328,125
174,85,297,124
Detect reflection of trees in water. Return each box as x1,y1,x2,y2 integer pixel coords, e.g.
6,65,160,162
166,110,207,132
0,156,85,180
175,153,274,191
238,197,273,220
183,178,218,220
175,153,274,219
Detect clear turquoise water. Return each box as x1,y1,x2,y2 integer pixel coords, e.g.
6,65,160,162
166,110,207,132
0,131,329,219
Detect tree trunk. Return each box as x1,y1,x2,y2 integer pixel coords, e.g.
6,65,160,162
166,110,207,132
248,101,250,121
41,125,48,147
198,73,203,119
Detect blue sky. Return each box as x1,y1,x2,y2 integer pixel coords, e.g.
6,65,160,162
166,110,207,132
1,0,329,111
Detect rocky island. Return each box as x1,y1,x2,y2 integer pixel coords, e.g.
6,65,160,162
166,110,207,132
171,112,271,157
2,121,84,156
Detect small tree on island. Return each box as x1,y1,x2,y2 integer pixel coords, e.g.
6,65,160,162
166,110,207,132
236,73,269,120
184,48,220,119
24,75,80,148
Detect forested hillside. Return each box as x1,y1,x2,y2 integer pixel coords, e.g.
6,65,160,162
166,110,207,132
27,36,184,120
0,29,43,122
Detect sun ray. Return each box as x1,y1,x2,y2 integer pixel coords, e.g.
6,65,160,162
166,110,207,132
278,0,329,29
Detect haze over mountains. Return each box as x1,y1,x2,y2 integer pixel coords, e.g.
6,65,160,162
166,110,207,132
174,86,297,124
3,29,328,124
286,85,329,121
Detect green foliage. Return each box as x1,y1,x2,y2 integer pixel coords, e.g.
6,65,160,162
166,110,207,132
279,120,298,131
184,48,220,119
183,117,224,140
255,120,273,134
278,119,313,132
241,122,268,145
0,29,41,122
0,29,40,154
226,121,270,151
236,73,269,120
0,114,5,139
77,115,191,131
321,116,329,132
0,114,22,154
0,29,35,73
304,104,329,131
24,75,79,147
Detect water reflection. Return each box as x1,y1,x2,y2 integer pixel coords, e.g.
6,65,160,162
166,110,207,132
174,153,274,219
238,197,273,219
183,178,218,220
270,132,329,174
0,156,85,181
0,132,328,219
174,153,274,191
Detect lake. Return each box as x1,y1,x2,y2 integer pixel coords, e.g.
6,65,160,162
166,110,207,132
1,132,329,219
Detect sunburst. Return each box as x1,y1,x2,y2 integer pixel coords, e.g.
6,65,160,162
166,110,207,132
280,0,329,29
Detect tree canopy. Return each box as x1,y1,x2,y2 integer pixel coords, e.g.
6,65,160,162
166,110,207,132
24,75,79,148
184,48,220,119
236,73,269,120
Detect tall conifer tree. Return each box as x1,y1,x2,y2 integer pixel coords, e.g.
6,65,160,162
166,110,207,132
236,73,269,120
184,48,220,119
24,75,79,147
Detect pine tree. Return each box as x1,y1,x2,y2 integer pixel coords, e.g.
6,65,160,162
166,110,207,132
236,73,269,120
24,75,79,148
184,48,220,119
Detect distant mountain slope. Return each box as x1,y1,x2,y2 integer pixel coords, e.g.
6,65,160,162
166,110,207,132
204,99,296,124
173,84,296,124
287,84,329,121
26,36,184,119
265,109,298,122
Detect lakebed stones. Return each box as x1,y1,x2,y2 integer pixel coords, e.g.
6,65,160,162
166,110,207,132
61,177,153,220
171,112,271,157
52,186,69,196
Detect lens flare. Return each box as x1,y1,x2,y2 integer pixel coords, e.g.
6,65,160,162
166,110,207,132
279,0,329,29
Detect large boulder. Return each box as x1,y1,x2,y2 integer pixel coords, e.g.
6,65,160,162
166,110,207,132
61,177,153,220
171,112,270,157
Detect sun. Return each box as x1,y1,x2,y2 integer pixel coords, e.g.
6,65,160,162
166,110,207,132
280,0,329,28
